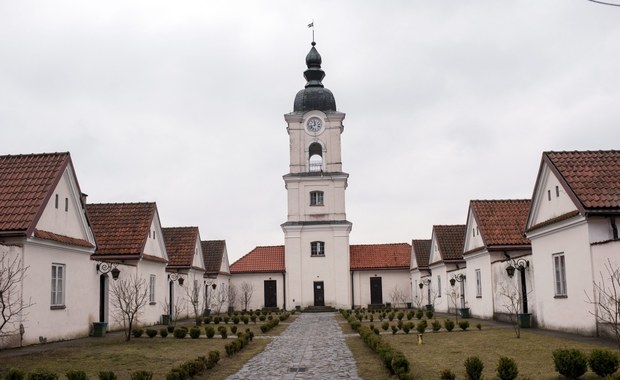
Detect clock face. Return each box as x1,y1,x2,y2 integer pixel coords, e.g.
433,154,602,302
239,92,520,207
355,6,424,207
306,117,322,133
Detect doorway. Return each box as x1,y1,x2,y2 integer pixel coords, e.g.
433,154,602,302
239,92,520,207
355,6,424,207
264,280,277,308
370,277,383,305
313,281,325,306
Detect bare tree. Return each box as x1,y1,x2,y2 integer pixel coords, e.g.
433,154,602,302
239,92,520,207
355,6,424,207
413,286,424,310
240,282,254,310
213,283,228,315
446,288,460,322
586,258,620,350
162,297,183,327
110,274,149,341
389,285,407,308
499,282,523,338
227,283,238,312
0,253,33,340
183,280,202,325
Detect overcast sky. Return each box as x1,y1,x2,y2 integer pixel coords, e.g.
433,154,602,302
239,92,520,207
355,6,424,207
1,1,619,263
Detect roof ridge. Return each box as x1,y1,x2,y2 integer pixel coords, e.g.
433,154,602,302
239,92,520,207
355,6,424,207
0,151,70,159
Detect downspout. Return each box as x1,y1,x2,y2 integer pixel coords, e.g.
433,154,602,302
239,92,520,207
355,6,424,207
611,216,618,240
282,272,286,310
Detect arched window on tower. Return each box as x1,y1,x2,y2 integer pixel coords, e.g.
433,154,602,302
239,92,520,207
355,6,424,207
308,142,323,172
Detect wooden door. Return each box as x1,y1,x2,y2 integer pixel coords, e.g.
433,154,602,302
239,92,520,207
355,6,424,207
370,277,383,305
264,280,277,308
313,281,325,306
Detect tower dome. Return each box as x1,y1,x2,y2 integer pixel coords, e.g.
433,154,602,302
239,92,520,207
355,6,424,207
293,42,337,112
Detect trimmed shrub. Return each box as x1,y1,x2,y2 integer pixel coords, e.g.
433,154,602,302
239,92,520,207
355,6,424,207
205,326,215,338
431,320,441,332
259,315,266,322
98,372,116,380
233,316,240,324
552,349,588,379
131,328,144,338
415,310,423,319
464,356,484,380
496,356,519,380
230,325,238,334
459,321,470,331
167,325,175,333
146,329,157,338
180,359,205,378
159,328,168,338
396,311,405,321
406,311,414,320
444,319,455,332
203,316,212,324
416,320,427,334
425,310,434,319
439,369,456,380
476,323,482,330
356,326,411,379
259,318,280,333
388,313,395,321
165,368,187,380
66,371,87,380
189,327,201,339
223,316,230,324
391,325,398,335
5,369,26,380
213,316,221,324
26,372,58,380
589,349,619,377
381,321,389,331
220,329,228,339
402,323,410,334
242,315,249,324
130,371,152,380
173,327,187,339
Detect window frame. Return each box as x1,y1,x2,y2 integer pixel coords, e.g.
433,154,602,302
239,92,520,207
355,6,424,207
310,241,325,257
553,253,567,297
149,274,156,304
437,275,441,298
51,263,65,308
310,191,324,206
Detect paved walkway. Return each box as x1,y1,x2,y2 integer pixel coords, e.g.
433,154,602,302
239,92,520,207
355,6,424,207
227,312,360,380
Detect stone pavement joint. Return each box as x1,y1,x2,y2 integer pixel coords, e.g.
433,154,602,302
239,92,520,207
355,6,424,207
227,312,361,380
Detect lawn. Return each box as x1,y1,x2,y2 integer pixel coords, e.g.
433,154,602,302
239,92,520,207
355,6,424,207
341,312,618,380
0,319,291,380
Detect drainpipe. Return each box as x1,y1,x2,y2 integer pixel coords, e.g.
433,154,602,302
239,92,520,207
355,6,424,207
611,216,618,240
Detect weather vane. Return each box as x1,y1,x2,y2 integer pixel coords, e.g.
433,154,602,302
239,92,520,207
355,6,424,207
307,20,315,43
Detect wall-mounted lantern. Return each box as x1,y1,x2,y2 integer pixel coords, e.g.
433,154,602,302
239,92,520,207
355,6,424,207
96,262,120,280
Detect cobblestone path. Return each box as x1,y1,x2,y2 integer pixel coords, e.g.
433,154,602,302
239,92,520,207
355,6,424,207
227,312,361,380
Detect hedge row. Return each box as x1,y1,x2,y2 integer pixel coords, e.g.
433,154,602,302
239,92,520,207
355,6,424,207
165,350,220,380
225,331,254,357
260,318,280,333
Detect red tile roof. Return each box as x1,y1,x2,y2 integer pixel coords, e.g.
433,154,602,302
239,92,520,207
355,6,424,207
350,243,411,270
163,227,200,268
230,246,285,273
412,239,431,269
202,240,226,275
433,225,466,262
86,202,156,258
545,150,620,211
34,229,94,248
470,200,531,247
0,152,70,235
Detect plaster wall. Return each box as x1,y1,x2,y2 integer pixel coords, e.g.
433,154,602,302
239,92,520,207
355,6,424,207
19,240,98,346
230,272,285,310
352,270,411,308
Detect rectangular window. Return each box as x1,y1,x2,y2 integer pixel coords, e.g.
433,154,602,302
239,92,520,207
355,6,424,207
310,191,324,206
553,253,567,296
149,275,156,304
556,185,560,197
475,269,482,297
55,194,59,209
547,190,551,201
65,197,69,212
311,241,325,256
193,279,199,303
51,263,65,307
437,275,441,297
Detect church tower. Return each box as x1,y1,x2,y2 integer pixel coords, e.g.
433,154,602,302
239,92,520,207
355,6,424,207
281,42,352,309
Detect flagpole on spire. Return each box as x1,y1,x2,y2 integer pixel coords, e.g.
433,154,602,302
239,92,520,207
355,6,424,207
307,20,315,43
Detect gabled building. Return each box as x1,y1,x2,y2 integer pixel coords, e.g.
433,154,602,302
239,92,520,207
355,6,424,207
0,152,96,348
463,199,532,321
427,225,466,313
525,150,620,335
86,202,168,329
162,227,206,319
350,243,411,308
410,239,431,308
230,246,285,310
201,240,231,311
